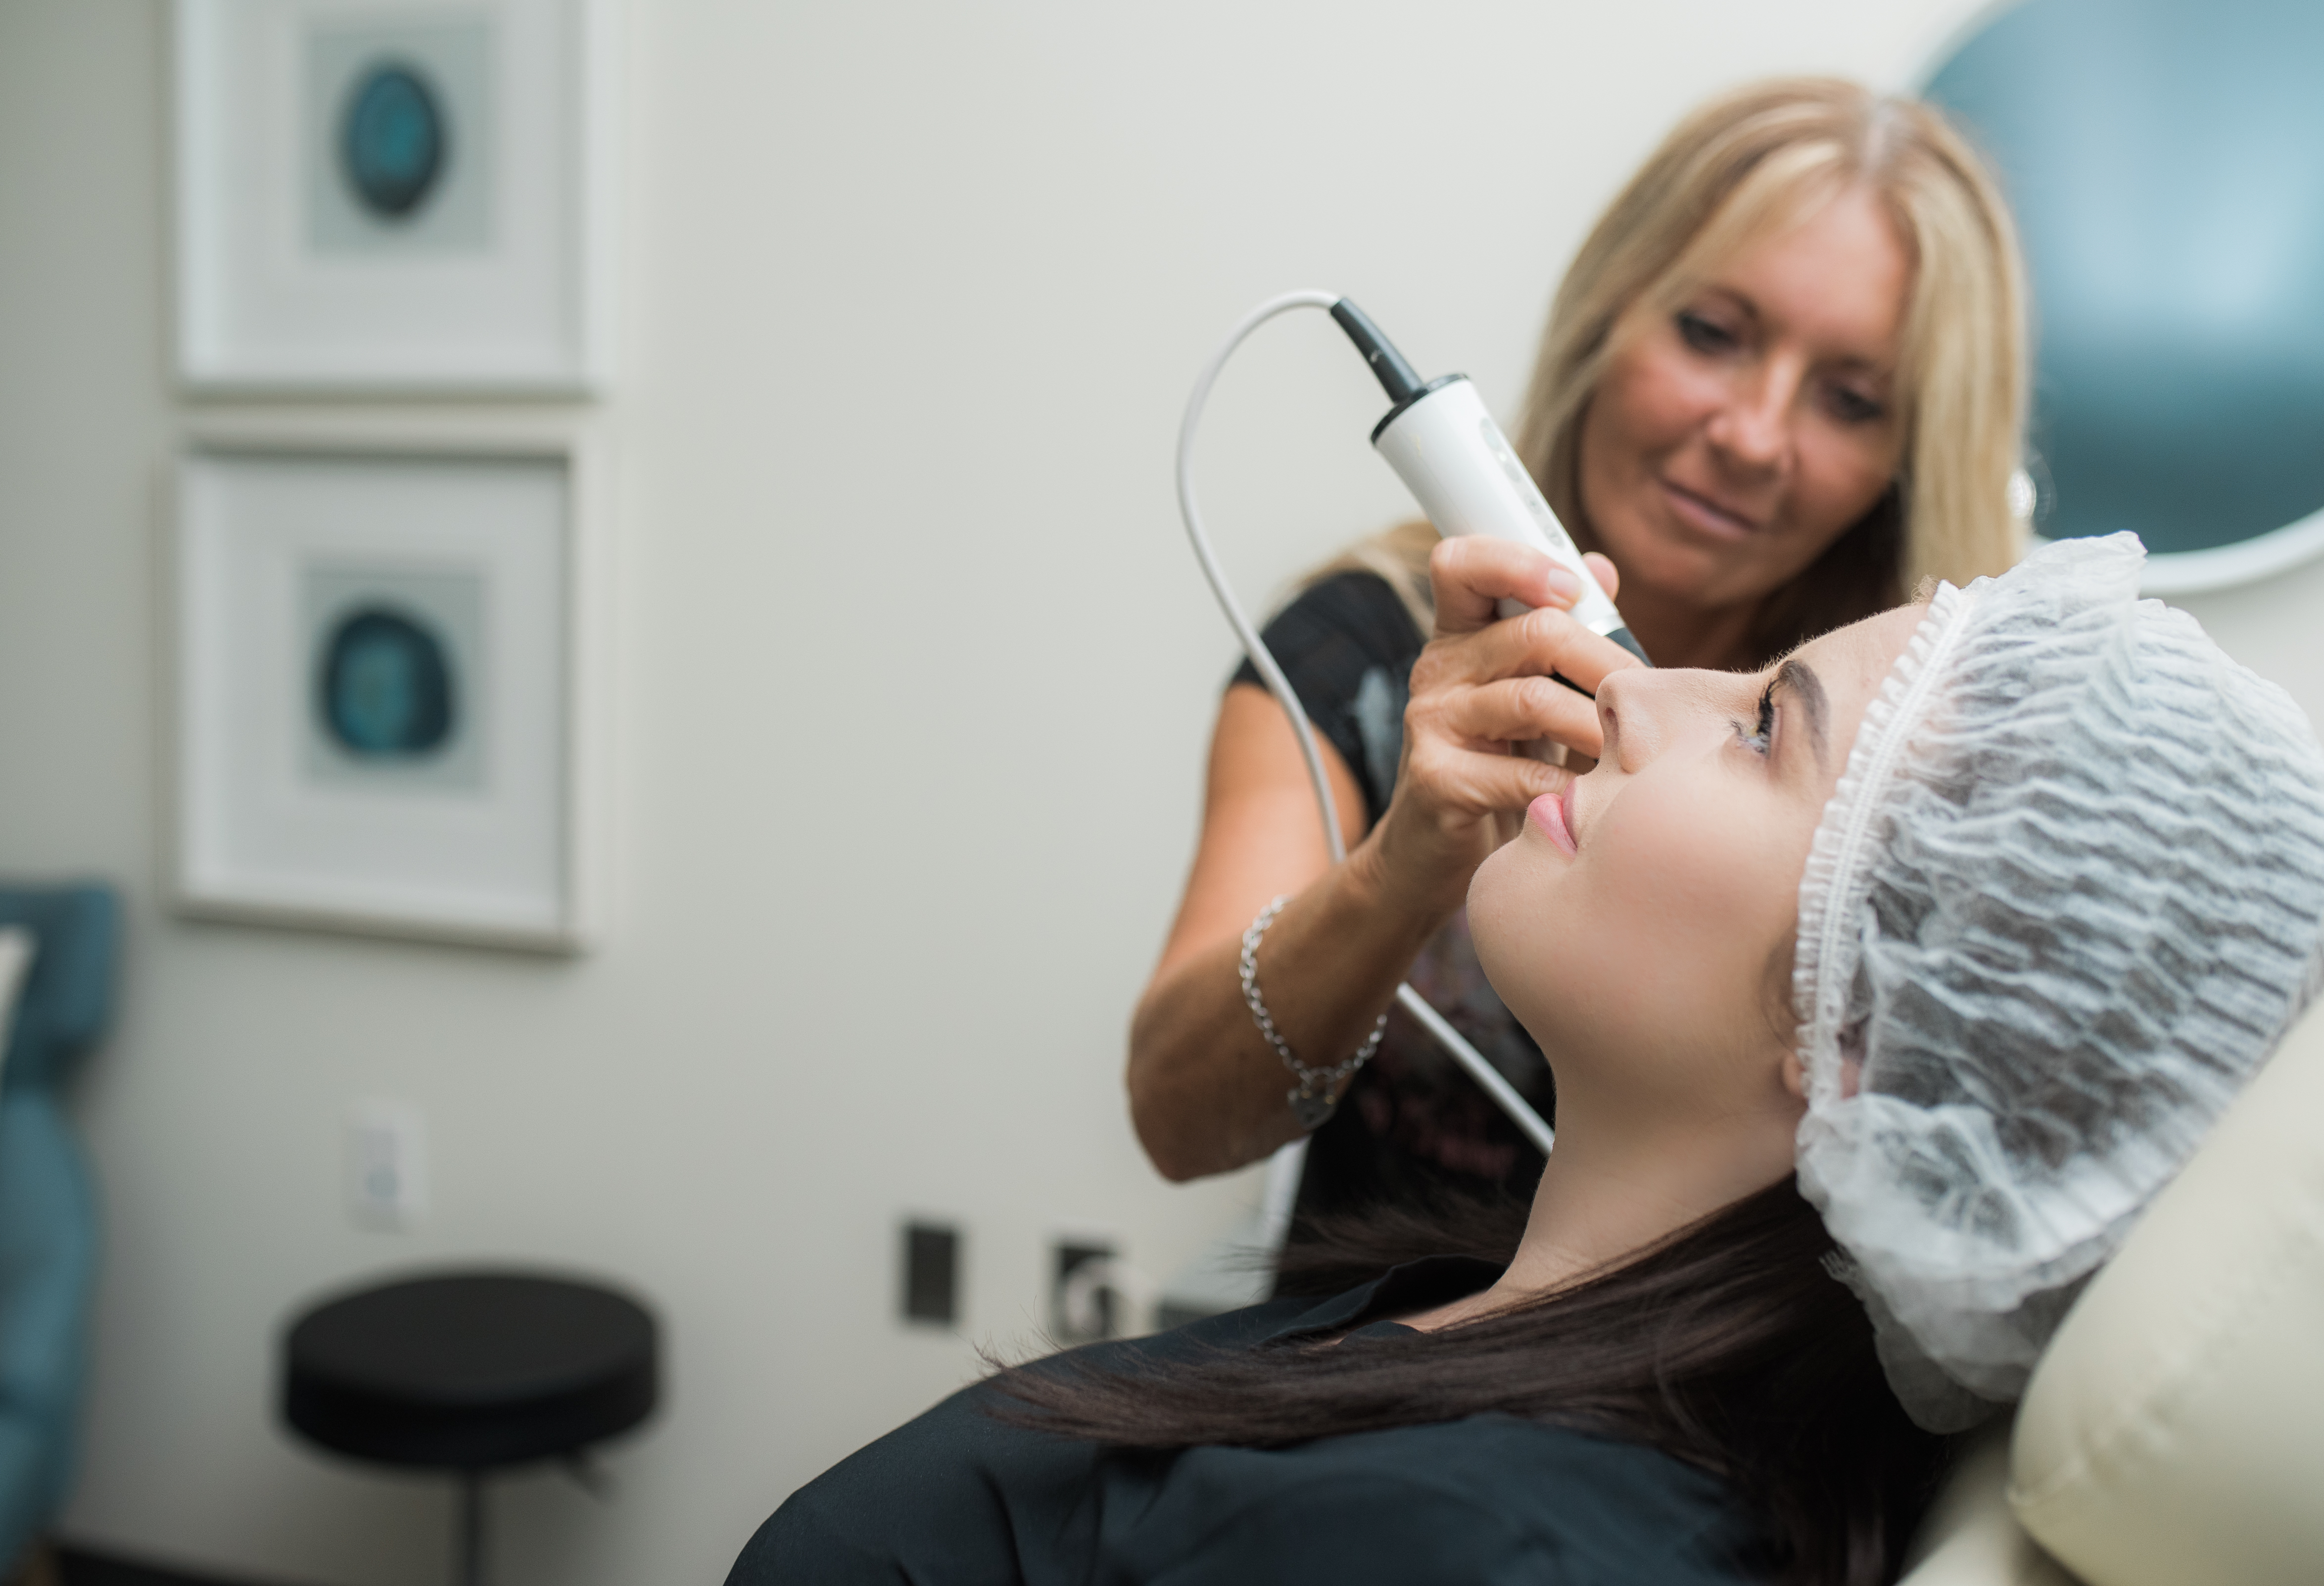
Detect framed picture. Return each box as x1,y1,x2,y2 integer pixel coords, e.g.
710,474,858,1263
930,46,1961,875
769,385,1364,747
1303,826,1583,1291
173,0,616,392
1924,0,2324,594
169,418,607,950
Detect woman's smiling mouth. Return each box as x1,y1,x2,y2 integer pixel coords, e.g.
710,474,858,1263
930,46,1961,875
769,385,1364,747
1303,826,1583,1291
1660,476,1763,540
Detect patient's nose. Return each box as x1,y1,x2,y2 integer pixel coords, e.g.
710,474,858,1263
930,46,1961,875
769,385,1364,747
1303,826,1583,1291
1595,670,1660,772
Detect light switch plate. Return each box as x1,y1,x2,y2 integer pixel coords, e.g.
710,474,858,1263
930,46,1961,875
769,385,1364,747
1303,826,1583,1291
346,1098,428,1230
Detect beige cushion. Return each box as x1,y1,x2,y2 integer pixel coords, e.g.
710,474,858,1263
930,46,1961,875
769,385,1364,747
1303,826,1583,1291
2005,998,2324,1585
1899,1428,2078,1586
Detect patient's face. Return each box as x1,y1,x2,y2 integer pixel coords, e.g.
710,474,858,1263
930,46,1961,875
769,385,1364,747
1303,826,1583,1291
1469,603,1923,1115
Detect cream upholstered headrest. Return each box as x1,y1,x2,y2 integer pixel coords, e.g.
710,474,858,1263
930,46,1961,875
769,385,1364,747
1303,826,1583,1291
2004,994,2324,1584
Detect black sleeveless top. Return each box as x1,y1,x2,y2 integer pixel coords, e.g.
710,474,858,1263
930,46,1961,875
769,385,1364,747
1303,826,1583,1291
1230,572,1555,1222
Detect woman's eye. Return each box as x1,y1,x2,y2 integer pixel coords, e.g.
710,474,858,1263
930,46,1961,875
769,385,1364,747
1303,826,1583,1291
1675,310,1736,354
1736,686,1776,756
1824,382,1886,425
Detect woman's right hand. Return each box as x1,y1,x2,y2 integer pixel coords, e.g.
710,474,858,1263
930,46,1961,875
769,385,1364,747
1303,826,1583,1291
1353,537,1641,925
1128,534,1637,1183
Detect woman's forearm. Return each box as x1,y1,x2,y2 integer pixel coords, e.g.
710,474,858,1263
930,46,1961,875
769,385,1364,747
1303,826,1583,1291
1129,541,1631,1185
1128,840,1444,1182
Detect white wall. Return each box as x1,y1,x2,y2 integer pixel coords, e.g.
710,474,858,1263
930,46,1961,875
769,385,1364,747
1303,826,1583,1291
11,2,2314,1584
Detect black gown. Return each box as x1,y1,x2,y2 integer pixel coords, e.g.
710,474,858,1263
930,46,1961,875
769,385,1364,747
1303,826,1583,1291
727,1257,1769,1585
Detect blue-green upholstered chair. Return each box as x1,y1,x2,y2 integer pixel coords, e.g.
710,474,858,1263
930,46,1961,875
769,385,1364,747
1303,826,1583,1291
0,885,116,1572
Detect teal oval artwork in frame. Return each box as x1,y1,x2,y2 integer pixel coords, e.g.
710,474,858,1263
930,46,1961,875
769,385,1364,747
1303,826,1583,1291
318,607,456,759
1925,0,2324,591
341,61,447,221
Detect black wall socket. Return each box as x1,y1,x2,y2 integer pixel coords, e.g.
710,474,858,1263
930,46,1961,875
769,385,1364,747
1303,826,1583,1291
1052,1240,1117,1340
902,1220,960,1326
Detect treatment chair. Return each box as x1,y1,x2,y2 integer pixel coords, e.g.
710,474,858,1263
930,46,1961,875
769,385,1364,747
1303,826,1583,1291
1897,994,2324,1585
0,886,116,1574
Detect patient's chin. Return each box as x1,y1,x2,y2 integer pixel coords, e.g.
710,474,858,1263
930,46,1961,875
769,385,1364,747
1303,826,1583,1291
1464,841,1535,1013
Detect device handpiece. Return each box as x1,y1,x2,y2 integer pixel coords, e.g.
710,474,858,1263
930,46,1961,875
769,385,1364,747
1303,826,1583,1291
1329,299,1648,664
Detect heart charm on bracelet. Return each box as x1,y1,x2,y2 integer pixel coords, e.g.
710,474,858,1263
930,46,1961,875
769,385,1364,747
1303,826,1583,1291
1289,1087,1336,1132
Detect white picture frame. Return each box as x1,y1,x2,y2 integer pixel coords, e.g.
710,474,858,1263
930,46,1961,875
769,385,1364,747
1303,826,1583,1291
173,0,617,393
168,417,608,951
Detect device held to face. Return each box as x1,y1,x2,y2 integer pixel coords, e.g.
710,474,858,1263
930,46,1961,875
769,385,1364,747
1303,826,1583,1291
1172,288,1650,1170
1327,298,1648,663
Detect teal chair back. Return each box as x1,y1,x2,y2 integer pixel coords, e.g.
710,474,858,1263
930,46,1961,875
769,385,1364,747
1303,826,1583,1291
0,884,116,1571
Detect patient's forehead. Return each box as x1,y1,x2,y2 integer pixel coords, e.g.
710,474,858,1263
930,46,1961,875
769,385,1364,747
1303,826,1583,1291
1793,602,1923,687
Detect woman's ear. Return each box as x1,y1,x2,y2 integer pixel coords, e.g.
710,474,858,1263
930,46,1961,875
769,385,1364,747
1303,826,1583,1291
1837,1022,1866,1100
1761,932,1804,1098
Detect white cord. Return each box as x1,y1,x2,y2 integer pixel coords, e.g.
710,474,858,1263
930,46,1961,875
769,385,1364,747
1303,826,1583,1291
1176,291,1352,852
1391,983,1551,1153
1175,293,1557,1225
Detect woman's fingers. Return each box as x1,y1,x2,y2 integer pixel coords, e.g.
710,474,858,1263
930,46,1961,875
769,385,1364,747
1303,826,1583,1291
1519,612,1640,700
1582,551,1619,601
1432,675,1605,758
1404,733,1570,814
1428,535,1582,636
1418,603,1644,699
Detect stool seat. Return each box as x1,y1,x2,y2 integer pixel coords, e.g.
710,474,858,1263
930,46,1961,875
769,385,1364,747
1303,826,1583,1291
284,1271,657,1471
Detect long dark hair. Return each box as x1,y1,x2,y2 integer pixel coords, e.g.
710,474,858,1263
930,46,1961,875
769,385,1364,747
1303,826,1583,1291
988,1180,1948,1586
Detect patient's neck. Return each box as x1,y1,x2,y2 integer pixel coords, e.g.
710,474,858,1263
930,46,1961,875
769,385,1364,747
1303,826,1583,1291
1398,1068,1801,1333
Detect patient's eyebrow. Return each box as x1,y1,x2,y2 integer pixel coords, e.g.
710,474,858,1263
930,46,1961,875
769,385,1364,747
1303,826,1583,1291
1776,657,1828,766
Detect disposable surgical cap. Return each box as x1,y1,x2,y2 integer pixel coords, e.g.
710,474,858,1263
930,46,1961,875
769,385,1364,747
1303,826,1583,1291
1792,533,2324,1432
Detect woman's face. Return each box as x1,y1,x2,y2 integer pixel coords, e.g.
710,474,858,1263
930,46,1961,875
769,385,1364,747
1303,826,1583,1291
1468,603,1924,1118
1576,188,1912,619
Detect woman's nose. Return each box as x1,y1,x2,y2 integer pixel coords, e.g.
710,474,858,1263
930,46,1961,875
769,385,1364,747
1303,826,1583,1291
1595,669,1662,773
1705,358,1799,473
1596,667,1725,774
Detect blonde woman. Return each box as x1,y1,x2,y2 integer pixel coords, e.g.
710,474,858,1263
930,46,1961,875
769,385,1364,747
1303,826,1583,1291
1130,79,2031,1225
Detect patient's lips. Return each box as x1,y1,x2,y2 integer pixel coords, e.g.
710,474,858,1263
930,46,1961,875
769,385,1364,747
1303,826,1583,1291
1526,788,1578,857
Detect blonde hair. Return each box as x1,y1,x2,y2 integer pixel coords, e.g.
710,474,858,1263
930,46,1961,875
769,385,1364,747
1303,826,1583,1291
1518,77,2027,653
1332,78,2028,662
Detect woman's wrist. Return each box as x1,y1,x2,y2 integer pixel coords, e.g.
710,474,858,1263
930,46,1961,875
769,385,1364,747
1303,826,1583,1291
1226,858,1445,1069
1350,797,1480,933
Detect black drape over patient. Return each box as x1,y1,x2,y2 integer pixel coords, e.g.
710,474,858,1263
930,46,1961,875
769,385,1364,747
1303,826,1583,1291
727,1257,1769,1586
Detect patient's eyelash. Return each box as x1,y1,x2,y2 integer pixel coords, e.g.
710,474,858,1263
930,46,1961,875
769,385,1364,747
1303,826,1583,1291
1736,682,1776,756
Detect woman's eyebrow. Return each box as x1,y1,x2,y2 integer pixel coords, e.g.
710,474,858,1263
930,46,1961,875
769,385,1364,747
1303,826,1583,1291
1774,657,1829,765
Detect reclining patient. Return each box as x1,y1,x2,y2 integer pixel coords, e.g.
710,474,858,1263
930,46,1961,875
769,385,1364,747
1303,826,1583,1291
729,535,2324,1586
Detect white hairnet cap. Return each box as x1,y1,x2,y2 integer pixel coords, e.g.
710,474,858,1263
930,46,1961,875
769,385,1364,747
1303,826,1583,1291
1793,533,2324,1432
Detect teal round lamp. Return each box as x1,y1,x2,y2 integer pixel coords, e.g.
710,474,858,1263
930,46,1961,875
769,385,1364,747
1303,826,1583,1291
1924,0,2324,592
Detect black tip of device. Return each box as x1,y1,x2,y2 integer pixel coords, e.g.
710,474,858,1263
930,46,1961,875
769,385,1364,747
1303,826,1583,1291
1605,627,1652,666
1330,299,1426,405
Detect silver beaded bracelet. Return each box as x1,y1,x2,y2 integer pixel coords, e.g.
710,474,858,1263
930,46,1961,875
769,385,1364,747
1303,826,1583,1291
1238,895,1390,1132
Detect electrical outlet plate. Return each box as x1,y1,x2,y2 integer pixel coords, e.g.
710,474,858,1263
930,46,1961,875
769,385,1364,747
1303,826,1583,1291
346,1098,428,1230
901,1220,961,1327
1052,1237,1118,1343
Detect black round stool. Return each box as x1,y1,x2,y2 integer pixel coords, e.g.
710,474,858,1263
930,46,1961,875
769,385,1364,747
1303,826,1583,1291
283,1271,658,1586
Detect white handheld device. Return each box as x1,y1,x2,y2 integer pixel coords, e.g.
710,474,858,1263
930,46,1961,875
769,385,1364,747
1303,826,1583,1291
1174,288,1645,1179
1329,299,1648,660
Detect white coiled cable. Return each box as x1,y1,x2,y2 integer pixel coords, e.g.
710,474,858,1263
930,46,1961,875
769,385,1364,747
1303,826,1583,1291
1175,291,1557,1244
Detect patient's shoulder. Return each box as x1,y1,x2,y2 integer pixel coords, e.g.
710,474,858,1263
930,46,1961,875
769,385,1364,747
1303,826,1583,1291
1100,1415,1763,1586
724,1303,1324,1584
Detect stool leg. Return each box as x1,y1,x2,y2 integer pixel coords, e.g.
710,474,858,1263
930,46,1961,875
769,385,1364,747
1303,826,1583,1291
456,1469,487,1586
